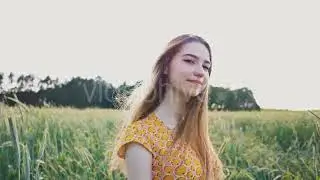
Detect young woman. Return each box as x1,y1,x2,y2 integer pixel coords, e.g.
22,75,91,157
110,34,224,180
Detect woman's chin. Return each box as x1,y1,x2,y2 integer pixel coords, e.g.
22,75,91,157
185,88,202,98
174,85,202,99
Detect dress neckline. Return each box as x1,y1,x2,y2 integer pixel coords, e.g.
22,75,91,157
150,111,176,131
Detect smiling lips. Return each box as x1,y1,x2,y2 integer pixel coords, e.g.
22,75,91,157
187,79,203,85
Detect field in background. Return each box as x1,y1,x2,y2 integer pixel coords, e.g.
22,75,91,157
0,104,319,180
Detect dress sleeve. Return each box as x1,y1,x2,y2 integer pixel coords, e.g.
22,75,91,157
116,120,155,159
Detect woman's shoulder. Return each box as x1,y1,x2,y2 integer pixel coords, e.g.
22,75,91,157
129,112,163,129
116,112,163,159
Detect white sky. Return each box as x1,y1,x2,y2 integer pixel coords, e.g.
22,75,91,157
0,0,319,110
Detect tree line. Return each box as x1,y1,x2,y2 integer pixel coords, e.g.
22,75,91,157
0,72,260,111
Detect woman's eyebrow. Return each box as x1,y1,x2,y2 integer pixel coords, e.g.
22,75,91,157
182,53,211,65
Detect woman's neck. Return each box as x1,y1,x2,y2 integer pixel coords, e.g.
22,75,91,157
154,86,188,129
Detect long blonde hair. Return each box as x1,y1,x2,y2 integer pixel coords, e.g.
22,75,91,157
109,34,224,179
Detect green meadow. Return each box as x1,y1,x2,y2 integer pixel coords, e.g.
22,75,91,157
0,104,319,180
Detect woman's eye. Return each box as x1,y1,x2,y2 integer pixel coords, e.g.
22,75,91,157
203,65,210,71
184,59,194,64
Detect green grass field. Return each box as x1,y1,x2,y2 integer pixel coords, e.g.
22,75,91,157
0,104,319,180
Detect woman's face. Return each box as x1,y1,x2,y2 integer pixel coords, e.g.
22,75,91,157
165,41,211,98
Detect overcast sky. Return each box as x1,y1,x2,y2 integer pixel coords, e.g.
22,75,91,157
1,0,319,110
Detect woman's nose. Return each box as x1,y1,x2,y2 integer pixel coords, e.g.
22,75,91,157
193,65,205,77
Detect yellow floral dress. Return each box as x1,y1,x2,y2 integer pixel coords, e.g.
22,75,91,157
116,112,203,179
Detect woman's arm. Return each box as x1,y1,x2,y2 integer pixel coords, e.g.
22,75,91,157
125,143,153,180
